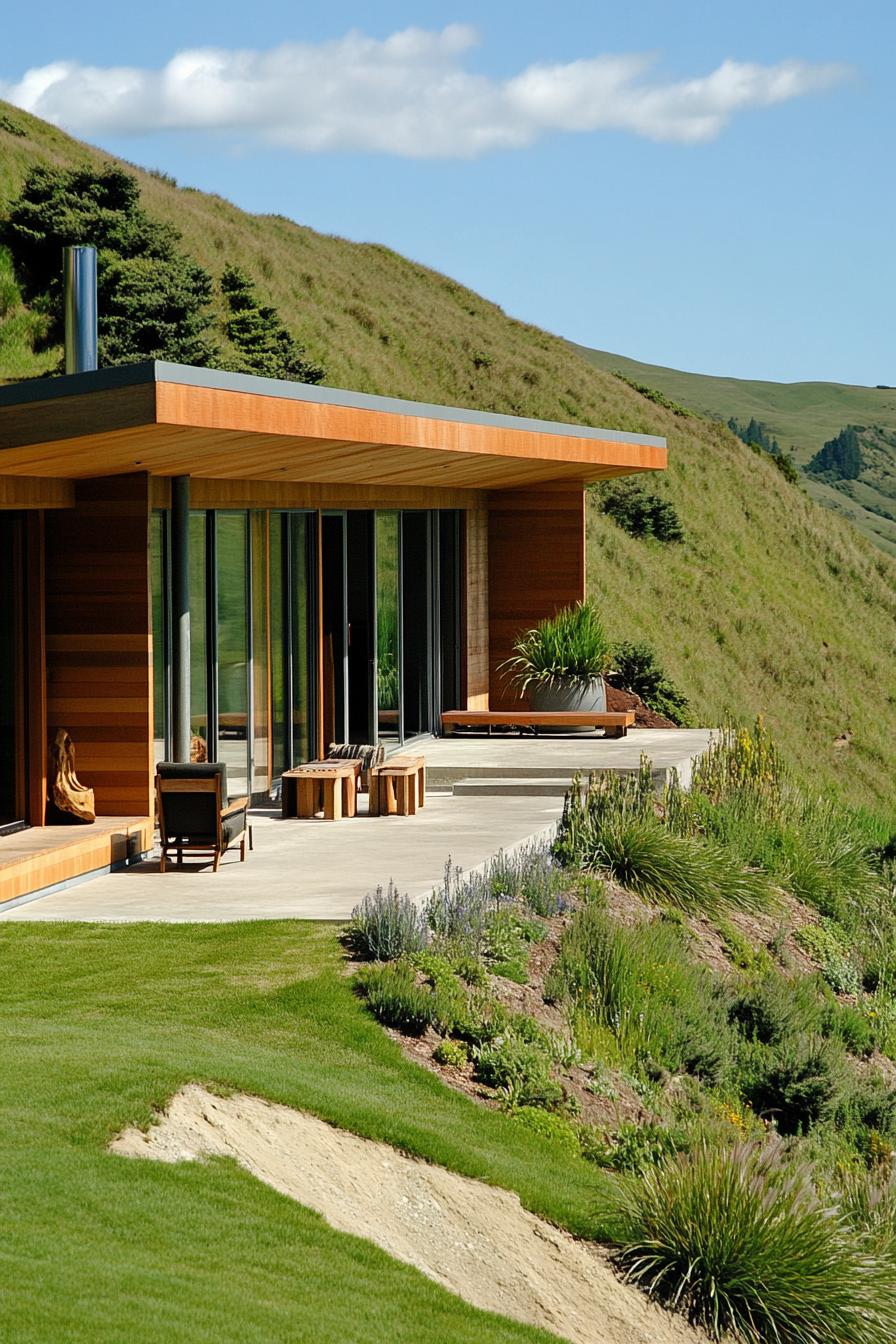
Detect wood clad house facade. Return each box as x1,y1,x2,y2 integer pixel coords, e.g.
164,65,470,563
0,360,666,899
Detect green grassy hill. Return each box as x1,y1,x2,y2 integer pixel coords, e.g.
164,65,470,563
1,100,895,812
576,344,896,555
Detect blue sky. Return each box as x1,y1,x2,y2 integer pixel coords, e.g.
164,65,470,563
2,1,893,384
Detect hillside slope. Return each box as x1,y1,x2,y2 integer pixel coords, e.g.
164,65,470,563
576,344,896,555
0,101,894,811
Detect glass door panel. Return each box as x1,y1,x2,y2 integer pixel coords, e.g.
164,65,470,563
250,513,270,797
216,512,249,799
401,511,433,737
375,512,401,739
288,513,314,766
189,513,208,757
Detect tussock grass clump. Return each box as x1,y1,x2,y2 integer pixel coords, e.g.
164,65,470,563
605,1142,896,1344
588,817,772,916
355,962,435,1036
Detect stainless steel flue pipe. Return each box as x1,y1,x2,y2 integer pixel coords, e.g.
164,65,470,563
62,245,97,373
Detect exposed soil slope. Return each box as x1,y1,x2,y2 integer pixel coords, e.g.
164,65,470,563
112,1084,704,1344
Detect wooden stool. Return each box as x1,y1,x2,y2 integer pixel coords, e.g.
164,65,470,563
369,756,426,817
281,760,362,820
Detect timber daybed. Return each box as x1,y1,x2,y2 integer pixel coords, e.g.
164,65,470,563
440,710,636,739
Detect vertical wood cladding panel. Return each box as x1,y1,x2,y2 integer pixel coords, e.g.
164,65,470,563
464,505,489,709
487,484,586,709
44,474,153,816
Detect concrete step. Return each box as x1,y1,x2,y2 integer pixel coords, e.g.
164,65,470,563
452,777,575,798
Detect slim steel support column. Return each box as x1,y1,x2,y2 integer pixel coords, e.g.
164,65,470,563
171,476,191,762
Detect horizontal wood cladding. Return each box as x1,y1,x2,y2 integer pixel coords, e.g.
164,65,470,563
44,474,154,816
151,478,484,511
0,476,74,509
487,483,587,710
464,505,489,710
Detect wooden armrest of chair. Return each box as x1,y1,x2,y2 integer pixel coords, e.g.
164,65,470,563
221,797,249,818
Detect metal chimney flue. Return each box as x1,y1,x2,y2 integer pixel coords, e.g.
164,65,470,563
63,245,97,374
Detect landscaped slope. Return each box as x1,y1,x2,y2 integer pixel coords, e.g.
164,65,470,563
577,344,896,555
1,101,895,810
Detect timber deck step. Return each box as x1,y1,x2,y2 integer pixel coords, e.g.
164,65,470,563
0,817,153,905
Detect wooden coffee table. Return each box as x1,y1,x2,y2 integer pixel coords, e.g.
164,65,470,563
281,759,362,821
369,755,426,817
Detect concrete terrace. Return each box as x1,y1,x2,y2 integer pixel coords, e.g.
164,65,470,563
1,730,713,923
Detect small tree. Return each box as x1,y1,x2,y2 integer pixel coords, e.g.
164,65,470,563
219,264,323,383
0,163,216,366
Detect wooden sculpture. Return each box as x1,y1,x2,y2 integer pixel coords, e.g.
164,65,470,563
50,728,95,824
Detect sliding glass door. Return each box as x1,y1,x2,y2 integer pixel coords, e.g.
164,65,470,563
151,507,317,802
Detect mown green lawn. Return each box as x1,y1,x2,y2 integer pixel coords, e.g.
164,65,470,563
1,921,607,1343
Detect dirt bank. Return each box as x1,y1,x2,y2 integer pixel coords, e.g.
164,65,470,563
112,1084,703,1344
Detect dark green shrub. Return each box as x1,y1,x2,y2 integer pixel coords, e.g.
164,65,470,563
729,974,819,1046
0,164,217,366
596,478,685,542
609,641,691,725
349,882,429,960
822,1001,876,1058
605,1142,896,1344
740,1037,843,1135
220,263,324,382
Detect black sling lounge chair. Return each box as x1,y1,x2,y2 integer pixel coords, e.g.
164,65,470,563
155,762,250,873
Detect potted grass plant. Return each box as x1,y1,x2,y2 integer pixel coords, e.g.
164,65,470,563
500,601,612,712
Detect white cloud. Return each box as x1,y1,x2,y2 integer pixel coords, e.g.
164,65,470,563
0,26,849,158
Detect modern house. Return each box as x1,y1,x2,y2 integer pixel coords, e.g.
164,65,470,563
0,357,666,900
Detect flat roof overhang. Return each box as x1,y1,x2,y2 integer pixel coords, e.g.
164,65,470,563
0,360,667,491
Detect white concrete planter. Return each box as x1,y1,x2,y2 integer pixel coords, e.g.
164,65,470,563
529,677,607,713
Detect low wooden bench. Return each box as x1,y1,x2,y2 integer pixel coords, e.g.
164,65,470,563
440,710,636,739
369,756,426,816
281,759,362,821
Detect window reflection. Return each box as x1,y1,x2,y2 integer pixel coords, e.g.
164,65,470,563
216,512,249,798
376,511,400,738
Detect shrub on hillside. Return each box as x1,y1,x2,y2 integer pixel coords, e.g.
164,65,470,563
604,1142,896,1344
349,882,429,961
219,263,324,383
596,478,685,542
609,641,692,725
728,974,819,1047
547,904,732,1082
473,1031,565,1110
739,1036,843,1135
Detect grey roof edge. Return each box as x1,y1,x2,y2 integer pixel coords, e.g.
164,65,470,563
0,359,667,450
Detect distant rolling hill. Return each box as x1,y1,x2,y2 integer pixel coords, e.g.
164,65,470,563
574,345,896,556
